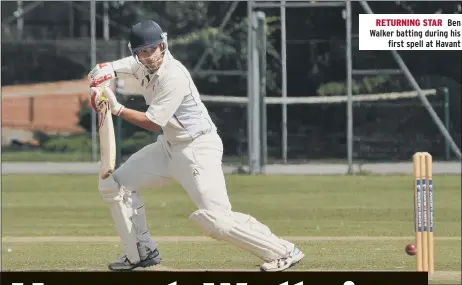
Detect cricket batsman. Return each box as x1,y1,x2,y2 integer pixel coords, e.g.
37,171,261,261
88,20,304,272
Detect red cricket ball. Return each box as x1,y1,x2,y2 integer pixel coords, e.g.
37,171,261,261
405,244,417,256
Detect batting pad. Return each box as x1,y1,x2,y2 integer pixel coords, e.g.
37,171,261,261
99,175,141,264
124,191,157,259
189,209,290,262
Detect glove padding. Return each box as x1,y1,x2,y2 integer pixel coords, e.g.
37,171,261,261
88,63,115,88
90,87,125,116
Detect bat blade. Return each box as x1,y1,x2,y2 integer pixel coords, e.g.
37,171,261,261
97,99,116,179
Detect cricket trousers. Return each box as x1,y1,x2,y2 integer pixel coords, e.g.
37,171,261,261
111,131,233,249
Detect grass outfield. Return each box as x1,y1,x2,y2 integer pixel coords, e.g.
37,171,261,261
1,174,461,283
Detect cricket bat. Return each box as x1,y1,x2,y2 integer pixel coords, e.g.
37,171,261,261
96,88,116,179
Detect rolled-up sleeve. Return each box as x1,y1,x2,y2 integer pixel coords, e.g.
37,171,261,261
145,75,190,127
111,56,140,79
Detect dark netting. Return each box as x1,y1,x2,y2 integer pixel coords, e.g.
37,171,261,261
352,93,459,162
205,102,248,164
266,91,460,163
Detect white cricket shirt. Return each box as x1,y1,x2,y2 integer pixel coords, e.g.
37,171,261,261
111,50,216,142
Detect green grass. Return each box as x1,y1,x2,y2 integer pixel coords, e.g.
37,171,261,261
2,175,461,237
1,174,461,282
2,240,460,271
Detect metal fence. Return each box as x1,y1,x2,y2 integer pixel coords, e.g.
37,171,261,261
2,1,461,173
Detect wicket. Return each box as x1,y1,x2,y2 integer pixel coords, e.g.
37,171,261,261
413,152,434,274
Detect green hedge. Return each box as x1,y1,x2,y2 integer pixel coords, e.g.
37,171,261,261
121,131,157,155
35,131,156,157
42,133,93,153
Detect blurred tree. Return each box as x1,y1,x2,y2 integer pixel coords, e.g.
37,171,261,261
2,1,460,160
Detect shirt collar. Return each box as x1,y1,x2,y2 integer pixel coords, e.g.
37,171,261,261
156,50,172,77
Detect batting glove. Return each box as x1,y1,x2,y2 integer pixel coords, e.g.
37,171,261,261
88,63,116,88
90,87,125,116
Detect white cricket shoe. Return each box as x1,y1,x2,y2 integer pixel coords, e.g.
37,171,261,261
108,247,161,271
260,247,304,272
